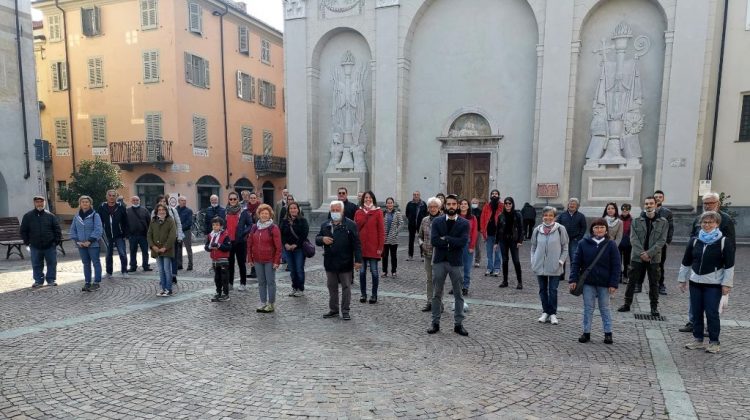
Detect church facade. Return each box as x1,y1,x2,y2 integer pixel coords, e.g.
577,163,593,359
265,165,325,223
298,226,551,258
284,0,729,217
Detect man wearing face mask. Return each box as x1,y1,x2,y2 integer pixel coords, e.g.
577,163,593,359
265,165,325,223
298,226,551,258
427,194,470,337
204,195,226,236
618,196,668,317
21,195,62,288
470,198,483,267
317,201,362,321
126,196,151,272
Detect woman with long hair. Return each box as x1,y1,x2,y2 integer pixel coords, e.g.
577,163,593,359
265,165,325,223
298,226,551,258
148,203,177,297
280,202,309,297
455,199,477,295
602,202,623,246
619,203,633,282
354,191,385,304
382,197,403,277
496,196,524,289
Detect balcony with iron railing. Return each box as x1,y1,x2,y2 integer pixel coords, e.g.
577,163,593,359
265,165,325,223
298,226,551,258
109,140,173,171
253,155,286,177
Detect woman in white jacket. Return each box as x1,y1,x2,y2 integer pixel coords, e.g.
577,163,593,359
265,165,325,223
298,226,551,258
602,202,623,246
530,206,569,325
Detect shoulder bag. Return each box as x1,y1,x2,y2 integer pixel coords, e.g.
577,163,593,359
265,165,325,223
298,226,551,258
288,220,315,258
571,239,609,296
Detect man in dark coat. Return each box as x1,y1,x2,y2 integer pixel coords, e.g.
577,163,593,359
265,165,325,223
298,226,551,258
204,194,226,235
427,195,470,337
98,189,130,279
653,190,674,295
405,191,428,261
20,195,62,288
126,195,151,272
556,198,588,281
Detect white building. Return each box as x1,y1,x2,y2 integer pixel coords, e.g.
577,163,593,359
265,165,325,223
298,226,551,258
284,0,747,234
0,0,46,217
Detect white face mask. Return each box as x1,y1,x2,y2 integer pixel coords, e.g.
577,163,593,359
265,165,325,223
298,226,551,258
330,212,342,221
471,204,479,209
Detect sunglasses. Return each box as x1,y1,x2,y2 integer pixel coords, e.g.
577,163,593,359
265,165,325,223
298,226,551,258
229,198,238,201
337,192,347,195
504,202,512,205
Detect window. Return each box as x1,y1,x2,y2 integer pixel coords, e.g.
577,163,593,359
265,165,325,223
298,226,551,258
56,181,67,200
48,15,62,42
238,26,249,54
261,39,271,63
241,126,252,155
192,115,207,149
188,2,202,34
236,71,255,102
87,57,103,88
142,50,160,83
258,79,276,108
145,112,162,141
262,130,272,155
91,116,107,148
140,0,158,29
54,118,69,148
81,6,101,37
51,61,67,91
184,52,209,88
740,94,750,142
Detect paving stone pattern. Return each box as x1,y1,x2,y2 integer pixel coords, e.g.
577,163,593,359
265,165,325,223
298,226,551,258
0,235,748,419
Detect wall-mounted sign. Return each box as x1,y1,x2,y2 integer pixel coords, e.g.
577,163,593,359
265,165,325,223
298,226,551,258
537,183,559,199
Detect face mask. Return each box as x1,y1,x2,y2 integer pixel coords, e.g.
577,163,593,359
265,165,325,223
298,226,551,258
446,208,457,216
645,207,656,215
330,212,342,221
132,204,140,208
471,204,479,209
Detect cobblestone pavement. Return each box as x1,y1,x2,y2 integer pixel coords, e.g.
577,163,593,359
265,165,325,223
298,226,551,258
1,235,748,419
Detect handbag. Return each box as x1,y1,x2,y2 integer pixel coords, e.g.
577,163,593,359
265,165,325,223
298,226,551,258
571,239,610,296
288,220,315,258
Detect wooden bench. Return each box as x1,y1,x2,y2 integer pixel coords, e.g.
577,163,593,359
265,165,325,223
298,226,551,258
0,217,24,259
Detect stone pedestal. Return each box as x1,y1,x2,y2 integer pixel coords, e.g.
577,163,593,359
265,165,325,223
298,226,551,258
580,166,642,214
318,172,367,210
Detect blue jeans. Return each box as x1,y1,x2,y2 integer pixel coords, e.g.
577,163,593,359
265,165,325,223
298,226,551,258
157,257,172,292
105,237,127,275
256,262,276,304
689,282,722,343
582,284,612,334
537,275,560,315
359,258,380,298
128,235,149,269
485,235,502,272
30,246,57,284
462,245,472,289
78,246,102,285
287,248,306,291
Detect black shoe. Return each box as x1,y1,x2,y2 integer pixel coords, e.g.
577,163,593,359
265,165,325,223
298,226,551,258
128,267,138,273
604,333,613,344
516,283,523,290
90,283,100,291
360,296,367,303
177,265,183,270
342,313,351,321
448,289,454,295
218,294,230,302
143,266,153,271
323,311,339,318
427,324,440,334
651,308,660,317
679,322,693,333
453,325,469,336
164,290,173,297
172,277,177,284
617,305,630,312
659,285,667,295
211,293,221,302
368,296,377,304
82,284,91,292
634,285,642,293
498,281,508,288
186,264,193,271
461,288,468,296
421,304,432,312
578,333,591,343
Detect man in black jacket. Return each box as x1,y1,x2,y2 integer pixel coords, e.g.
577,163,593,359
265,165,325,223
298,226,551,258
556,198,588,281
427,195,469,336
654,190,674,295
98,189,130,279
204,194,226,235
328,187,358,221
20,196,62,288
317,200,362,321
126,195,151,272
405,191,427,261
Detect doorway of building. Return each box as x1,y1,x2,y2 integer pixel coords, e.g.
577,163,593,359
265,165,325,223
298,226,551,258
196,175,221,211
447,153,490,203
135,173,165,211
262,181,275,206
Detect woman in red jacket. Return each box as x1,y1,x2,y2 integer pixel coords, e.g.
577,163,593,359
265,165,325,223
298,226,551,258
355,191,385,304
456,199,478,296
246,204,282,313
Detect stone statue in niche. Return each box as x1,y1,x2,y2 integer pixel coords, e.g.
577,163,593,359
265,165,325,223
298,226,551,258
284,0,306,20
328,50,368,173
448,113,492,137
585,21,650,168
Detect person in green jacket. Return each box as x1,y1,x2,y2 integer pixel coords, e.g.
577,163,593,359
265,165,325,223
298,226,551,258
148,204,177,297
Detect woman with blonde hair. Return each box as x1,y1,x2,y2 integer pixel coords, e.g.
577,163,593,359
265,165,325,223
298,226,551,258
247,204,282,313
70,195,104,292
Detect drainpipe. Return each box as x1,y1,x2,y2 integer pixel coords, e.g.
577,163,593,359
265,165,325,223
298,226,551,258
55,0,76,173
706,0,729,180
213,5,230,190
14,0,31,179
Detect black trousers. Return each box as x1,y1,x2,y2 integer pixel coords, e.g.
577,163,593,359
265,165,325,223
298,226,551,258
523,219,535,239
408,226,421,258
213,262,229,295
382,244,398,273
499,240,522,283
620,246,632,279
658,245,668,287
624,261,660,308
228,240,247,285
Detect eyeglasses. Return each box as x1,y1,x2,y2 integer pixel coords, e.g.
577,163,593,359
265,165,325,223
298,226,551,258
337,192,347,195
703,201,719,205
504,202,512,205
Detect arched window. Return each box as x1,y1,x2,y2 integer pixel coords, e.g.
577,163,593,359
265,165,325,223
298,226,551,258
262,181,275,206
135,173,165,210
234,177,254,195
196,175,221,210
448,113,492,137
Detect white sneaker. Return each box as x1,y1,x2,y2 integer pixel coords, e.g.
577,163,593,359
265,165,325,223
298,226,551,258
538,313,549,323
296,290,304,297
238,284,246,292
550,314,559,325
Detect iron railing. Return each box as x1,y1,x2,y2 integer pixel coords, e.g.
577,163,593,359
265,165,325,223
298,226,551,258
253,155,286,177
109,140,173,166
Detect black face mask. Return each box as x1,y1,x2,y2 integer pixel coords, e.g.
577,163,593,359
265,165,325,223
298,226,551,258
446,208,457,216
490,196,499,203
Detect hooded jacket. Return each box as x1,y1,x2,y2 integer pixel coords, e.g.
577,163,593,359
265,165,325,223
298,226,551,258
147,215,177,258
678,233,734,288
530,222,569,276
70,209,103,247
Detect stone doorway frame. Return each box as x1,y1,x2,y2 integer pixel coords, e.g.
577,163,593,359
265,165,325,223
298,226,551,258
437,137,503,199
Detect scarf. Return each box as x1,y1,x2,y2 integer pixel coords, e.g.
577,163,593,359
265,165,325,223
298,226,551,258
542,221,554,235
226,203,243,215
79,208,93,219
256,219,273,230
698,228,722,245
246,203,260,218
361,204,380,214
605,216,618,228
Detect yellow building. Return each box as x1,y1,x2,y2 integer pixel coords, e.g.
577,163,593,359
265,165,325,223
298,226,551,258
33,0,285,215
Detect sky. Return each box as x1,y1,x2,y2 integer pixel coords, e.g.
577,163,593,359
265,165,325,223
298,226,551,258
31,0,285,32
